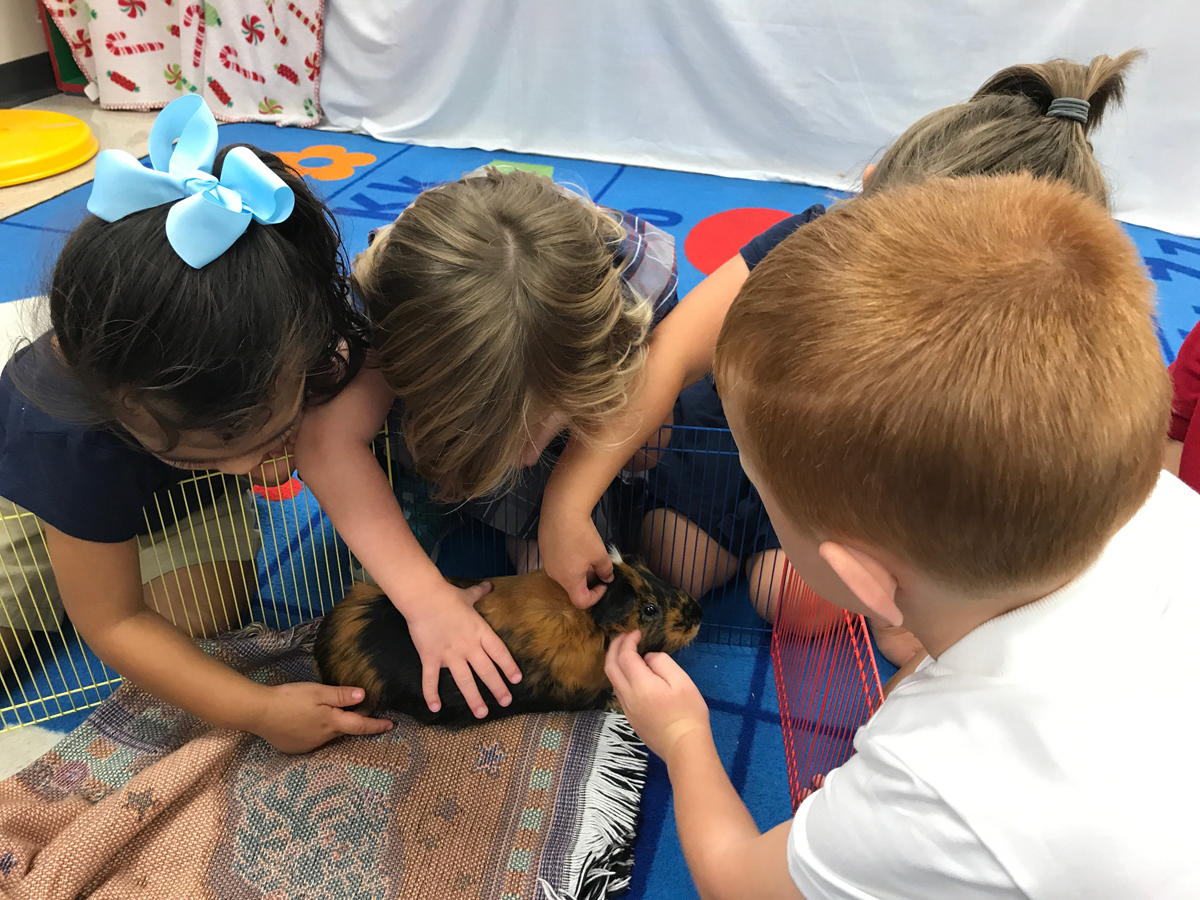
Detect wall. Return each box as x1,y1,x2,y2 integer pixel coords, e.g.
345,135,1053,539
320,0,1200,237
0,0,45,66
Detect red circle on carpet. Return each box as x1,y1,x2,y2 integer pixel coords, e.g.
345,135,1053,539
684,207,793,275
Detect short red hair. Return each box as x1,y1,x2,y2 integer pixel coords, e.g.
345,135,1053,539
715,174,1169,594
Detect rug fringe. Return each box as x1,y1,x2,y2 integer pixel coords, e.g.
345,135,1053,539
538,713,648,900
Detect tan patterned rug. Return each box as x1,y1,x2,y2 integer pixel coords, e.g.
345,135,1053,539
0,623,645,900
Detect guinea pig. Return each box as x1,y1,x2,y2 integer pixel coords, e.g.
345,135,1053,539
313,550,702,727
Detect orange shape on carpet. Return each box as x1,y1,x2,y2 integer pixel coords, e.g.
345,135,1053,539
275,144,376,181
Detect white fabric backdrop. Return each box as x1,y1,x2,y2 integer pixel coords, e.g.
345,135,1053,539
321,1,1200,237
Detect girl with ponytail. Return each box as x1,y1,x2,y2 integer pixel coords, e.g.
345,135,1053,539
536,51,1147,673
862,50,1142,204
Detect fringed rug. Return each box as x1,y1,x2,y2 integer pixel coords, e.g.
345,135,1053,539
0,623,646,900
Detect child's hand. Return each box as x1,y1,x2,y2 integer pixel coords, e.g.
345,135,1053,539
797,773,826,804
405,579,522,718
256,683,394,754
605,631,710,760
539,510,613,608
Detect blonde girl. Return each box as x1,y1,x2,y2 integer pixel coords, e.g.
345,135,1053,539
297,168,679,717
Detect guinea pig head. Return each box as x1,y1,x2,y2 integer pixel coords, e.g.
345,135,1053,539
589,551,702,654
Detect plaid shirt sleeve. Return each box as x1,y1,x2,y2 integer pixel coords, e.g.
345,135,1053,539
608,209,680,327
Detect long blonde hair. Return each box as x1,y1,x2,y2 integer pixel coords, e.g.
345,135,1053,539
864,51,1142,206
354,168,653,501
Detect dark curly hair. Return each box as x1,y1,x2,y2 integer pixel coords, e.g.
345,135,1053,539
37,144,369,446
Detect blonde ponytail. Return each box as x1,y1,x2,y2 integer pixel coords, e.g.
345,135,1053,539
864,50,1143,206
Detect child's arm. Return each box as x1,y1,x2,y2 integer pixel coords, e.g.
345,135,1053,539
294,366,521,718
1164,439,1183,476
46,526,392,753
605,632,803,900
540,255,751,606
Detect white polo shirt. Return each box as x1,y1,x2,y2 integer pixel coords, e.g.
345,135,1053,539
788,473,1200,900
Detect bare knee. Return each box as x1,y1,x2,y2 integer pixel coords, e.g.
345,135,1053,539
759,555,845,636
144,560,255,639
505,537,541,574
640,508,735,599
746,550,788,623
0,626,34,677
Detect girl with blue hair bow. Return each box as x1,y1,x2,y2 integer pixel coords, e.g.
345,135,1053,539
0,96,391,752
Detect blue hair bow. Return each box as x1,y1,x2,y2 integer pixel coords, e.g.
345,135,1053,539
86,95,294,269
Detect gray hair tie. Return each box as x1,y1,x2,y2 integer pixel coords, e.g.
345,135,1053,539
1046,97,1090,124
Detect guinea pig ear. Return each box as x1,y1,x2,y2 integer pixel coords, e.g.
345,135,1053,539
589,567,638,627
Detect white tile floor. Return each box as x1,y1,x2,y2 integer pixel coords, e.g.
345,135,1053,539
0,724,61,780
0,296,41,360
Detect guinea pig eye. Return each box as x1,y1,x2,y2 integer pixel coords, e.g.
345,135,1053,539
641,603,660,618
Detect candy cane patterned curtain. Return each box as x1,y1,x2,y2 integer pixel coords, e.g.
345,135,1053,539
41,0,323,126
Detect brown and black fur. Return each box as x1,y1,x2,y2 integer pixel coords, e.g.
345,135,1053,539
314,554,702,727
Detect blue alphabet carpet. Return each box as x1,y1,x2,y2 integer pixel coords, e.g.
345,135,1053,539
1,124,1197,900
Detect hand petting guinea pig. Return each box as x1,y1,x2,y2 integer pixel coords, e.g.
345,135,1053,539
314,550,703,727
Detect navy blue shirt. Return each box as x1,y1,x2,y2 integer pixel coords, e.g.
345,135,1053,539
678,203,826,405
0,335,232,543
643,204,828,554
740,205,826,270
